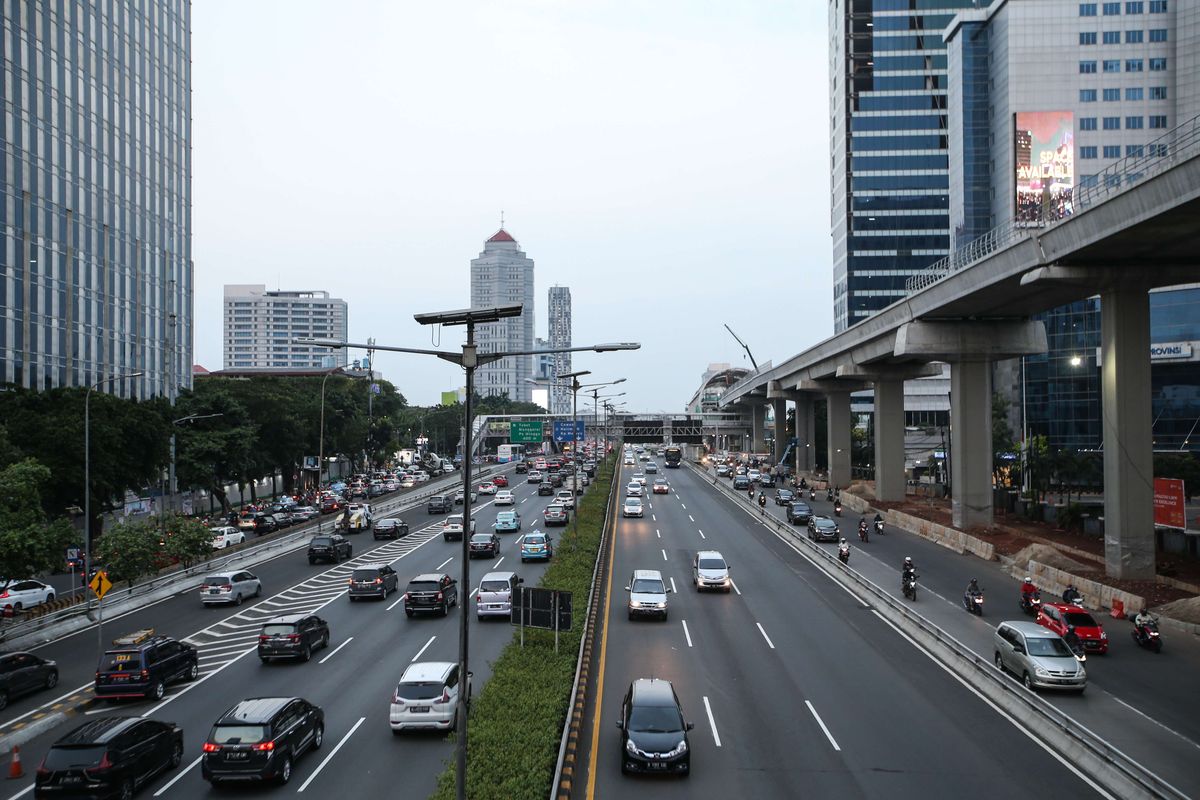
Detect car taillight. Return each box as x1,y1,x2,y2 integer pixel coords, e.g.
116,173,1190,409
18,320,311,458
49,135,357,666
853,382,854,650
220,585,231,592
86,752,113,774
200,585,209,591
140,669,149,679
476,595,481,603
436,591,444,600
202,742,221,753
259,634,270,642
287,634,301,642
392,693,403,706
404,592,411,601
440,687,451,704
36,759,49,777
375,578,383,585
251,741,275,752
0,591,8,599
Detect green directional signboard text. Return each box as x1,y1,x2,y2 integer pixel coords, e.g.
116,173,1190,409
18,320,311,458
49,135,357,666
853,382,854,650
510,420,544,444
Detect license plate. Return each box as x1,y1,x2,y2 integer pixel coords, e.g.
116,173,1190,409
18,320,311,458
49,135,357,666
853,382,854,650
62,776,82,784
209,589,220,594
226,752,248,760
410,706,430,713
649,762,667,770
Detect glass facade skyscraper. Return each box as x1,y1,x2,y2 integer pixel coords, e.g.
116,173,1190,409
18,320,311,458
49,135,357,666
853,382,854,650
1,1,193,400
547,285,572,415
470,228,535,403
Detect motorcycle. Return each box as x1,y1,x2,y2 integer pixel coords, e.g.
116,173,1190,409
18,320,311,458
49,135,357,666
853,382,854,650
1132,617,1164,653
1062,588,1084,606
826,489,833,502
809,489,816,501
834,501,842,517
857,522,869,543
838,543,850,564
757,493,767,508
902,571,918,601
874,519,885,536
1019,591,1042,616
963,589,984,616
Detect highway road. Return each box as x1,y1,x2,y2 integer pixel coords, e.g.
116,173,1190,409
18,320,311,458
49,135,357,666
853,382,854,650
1,463,581,800
583,459,1114,799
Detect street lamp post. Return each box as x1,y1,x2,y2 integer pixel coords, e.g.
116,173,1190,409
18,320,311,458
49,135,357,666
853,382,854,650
296,307,638,800
168,413,223,519
318,367,342,487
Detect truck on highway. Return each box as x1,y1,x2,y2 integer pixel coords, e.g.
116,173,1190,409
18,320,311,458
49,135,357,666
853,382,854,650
664,446,682,468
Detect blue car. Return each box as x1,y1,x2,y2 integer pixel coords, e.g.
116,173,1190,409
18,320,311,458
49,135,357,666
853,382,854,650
520,532,554,562
493,510,522,533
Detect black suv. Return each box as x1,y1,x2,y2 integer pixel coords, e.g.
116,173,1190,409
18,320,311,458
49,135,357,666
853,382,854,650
257,614,330,663
468,532,500,559
547,472,564,487
35,717,183,800
617,678,693,776
201,697,324,786
786,501,813,525
349,564,399,601
253,514,279,535
373,518,409,540
307,534,351,564
404,574,458,618
537,481,555,496
514,461,528,473
0,652,58,710
94,634,198,701
427,494,454,514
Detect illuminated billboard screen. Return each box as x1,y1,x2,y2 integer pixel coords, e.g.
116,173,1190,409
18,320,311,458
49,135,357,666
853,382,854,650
1014,111,1074,223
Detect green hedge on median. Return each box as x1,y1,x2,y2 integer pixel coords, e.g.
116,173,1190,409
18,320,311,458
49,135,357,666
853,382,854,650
430,456,615,800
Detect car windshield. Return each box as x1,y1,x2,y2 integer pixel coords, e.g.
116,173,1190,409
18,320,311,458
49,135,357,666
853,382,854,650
377,520,396,528
352,569,380,581
99,651,141,671
447,516,463,525
408,581,439,592
204,576,231,585
43,746,107,770
1064,612,1098,628
794,503,811,512
698,558,726,570
210,725,269,745
480,580,509,592
628,705,683,734
311,537,332,546
261,624,297,636
632,579,664,593
471,534,493,543
396,681,444,701
1026,637,1074,657
497,514,514,521
625,499,641,507
817,521,837,531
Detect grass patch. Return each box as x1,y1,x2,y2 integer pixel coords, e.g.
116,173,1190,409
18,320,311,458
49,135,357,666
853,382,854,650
430,457,615,800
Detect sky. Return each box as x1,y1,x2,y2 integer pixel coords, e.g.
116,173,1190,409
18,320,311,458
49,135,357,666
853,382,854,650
192,0,832,411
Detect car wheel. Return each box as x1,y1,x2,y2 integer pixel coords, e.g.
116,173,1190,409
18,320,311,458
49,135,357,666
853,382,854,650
994,652,1004,673
150,680,166,701
234,593,243,606
405,610,414,618
170,740,183,768
119,779,134,800
628,611,634,621
45,670,59,689
349,595,356,603
255,585,262,597
13,602,22,612
186,662,199,681
312,724,324,750
260,657,270,664
1022,672,1034,691
301,644,312,663
277,756,293,785
46,593,55,603
321,632,329,649
441,602,449,617
308,558,316,565
0,691,7,711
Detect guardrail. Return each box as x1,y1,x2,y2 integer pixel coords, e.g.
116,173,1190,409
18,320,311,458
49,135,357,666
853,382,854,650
0,467,496,645
691,461,1187,800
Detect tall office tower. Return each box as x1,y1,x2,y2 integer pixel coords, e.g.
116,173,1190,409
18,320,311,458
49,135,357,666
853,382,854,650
830,0,983,333
223,285,349,370
945,0,1199,453
548,286,572,415
1,1,192,400
470,229,536,403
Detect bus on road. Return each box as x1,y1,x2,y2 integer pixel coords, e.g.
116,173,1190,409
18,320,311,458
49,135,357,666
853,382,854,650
497,444,526,464
664,446,682,468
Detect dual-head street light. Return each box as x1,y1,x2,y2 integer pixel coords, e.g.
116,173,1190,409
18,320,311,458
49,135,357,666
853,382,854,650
295,304,638,800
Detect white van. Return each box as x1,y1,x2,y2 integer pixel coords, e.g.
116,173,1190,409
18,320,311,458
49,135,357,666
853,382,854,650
476,571,520,619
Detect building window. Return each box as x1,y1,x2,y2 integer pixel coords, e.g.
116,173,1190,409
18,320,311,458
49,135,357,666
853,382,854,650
1125,0,1143,10
1103,59,1121,72
1149,115,1168,128
1149,57,1167,71
1126,59,1144,72
1150,86,1168,99
1127,145,1145,157
1103,1,1120,12
1080,117,1098,130
1103,145,1122,158
1103,116,1121,129
1125,87,1143,100
1080,31,1098,44
1080,89,1098,102
1126,116,1144,129
1081,175,1100,188
1080,61,1098,73
1080,2,1098,13
1103,30,1121,44
1149,0,1166,11
1103,88,1120,101
1149,28,1167,41
1125,30,1143,43
1080,146,1098,159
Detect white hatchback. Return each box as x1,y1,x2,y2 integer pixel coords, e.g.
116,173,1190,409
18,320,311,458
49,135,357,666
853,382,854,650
478,482,498,495
0,580,55,612
210,526,246,549
625,483,643,497
199,571,262,605
494,490,515,505
390,662,469,732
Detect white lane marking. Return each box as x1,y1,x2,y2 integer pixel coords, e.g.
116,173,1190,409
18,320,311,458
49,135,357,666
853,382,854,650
756,623,776,650
297,716,367,792
140,645,258,717
730,579,742,595
656,529,661,539
318,636,354,664
702,696,722,747
870,610,1117,800
386,594,406,611
652,514,657,522
153,754,203,796
681,620,693,648
412,635,437,662
661,549,668,562
436,557,453,570
670,577,677,593
688,515,695,523
1111,696,1200,752
680,503,687,510
698,529,706,539
493,556,505,569
521,497,527,503
805,700,840,751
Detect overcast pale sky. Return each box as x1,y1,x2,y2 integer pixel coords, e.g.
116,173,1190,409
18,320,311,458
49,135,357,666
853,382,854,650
192,0,831,410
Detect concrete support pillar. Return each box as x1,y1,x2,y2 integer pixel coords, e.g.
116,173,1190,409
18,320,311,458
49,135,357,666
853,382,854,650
1101,288,1154,579
772,397,787,465
750,403,767,453
874,378,906,502
794,395,815,473
950,361,993,530
826,392,852,488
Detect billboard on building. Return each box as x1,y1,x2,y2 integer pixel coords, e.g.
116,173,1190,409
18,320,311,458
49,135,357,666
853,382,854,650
440,391,459,406
1153,478,1187,530
1014,111,1074,224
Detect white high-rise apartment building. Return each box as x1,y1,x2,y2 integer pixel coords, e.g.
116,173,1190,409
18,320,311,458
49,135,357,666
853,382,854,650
223,285,348,370
548,286,573,414
471,229,536,403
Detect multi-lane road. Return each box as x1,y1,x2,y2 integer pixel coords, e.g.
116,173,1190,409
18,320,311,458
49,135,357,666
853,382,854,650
0,463,575,800
582,459,1197,799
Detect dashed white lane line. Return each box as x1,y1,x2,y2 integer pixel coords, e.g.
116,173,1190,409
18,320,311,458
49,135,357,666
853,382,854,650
297,716,367,792
805,700,840,751
730,579,742,595
702,696,722,747
681,619,693,648
656,529,661,539
756,623,776,650
319,636,354,664
652,514,657,522
698,529,706,539
680,503,687,510
412,635,437,662
661,549,668,562
688,514,695,523
436,556,453,570
153,754,203,796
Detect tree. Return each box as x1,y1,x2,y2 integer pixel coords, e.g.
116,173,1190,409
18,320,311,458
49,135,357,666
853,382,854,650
1154,453,1200,501
158,514,220,569
95,520,167,586
173,385,257,513
992,393,1018,483
0,460,78,588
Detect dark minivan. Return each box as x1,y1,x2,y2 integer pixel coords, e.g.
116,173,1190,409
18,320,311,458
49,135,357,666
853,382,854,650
617,678,693,776
93,634,198,701
201,697,324,786
306,535,351,564
427,494,454,514
0,651,58,710
35,717,183,800
348,565,399,601
257,615,330,663
404,574,458,618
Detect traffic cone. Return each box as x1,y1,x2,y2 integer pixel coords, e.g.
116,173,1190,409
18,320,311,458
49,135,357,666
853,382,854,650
8,745,23,779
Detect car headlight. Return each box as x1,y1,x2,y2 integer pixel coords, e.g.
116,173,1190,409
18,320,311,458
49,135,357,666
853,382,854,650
664,739,688,758
1099,631,1107,640
625,739,638,755
655,602,667,609
1034,666,1050,677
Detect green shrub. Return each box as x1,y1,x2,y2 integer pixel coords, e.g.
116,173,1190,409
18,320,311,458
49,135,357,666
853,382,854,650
430,457,615,800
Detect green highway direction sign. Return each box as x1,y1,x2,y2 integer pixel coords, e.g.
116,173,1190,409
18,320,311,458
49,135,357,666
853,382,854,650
510,420,544,444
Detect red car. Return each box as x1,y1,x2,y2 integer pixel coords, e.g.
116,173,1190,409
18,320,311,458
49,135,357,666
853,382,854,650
493,475,509,487
1037,602,1109,654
